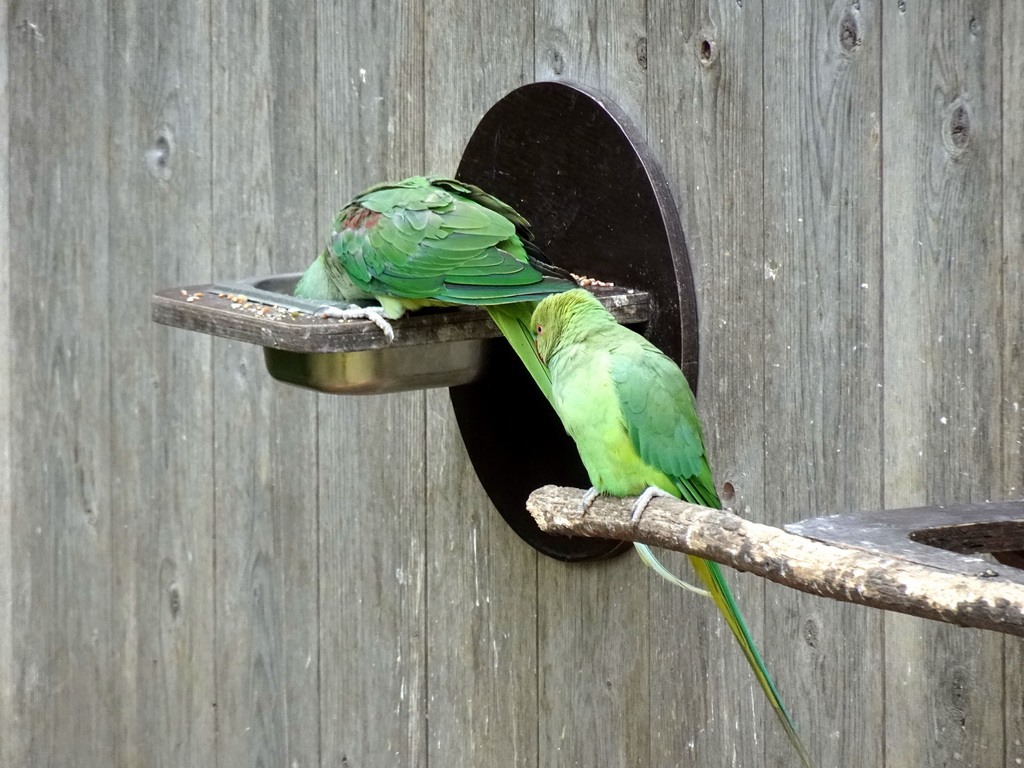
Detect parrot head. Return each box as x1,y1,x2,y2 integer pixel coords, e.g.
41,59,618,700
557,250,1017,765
531,288,614,364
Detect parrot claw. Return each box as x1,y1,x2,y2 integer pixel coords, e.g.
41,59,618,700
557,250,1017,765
577,486,600,518
315,304,395,341
630,485,675,523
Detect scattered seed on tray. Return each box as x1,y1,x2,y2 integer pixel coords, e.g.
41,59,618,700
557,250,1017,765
571,273,615,288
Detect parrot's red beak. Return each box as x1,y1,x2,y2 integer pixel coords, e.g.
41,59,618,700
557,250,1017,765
535,338,544,364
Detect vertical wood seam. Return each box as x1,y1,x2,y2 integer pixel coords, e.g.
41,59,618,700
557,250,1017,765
876,1,884,765
874,6,887,763
531,12,540,768
102,0,117,760
313,3,323,765
419,7,429,766
0,6,11,766
208,2,219,762
642,0,652,759
759,7,768,762
999,2,1008,763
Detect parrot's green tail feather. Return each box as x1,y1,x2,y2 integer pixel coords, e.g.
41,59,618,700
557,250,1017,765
634,543,709,597
690,556,813,768
485,303,553,403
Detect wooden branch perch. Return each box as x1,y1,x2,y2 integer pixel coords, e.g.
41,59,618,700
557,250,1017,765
526,485,1024,637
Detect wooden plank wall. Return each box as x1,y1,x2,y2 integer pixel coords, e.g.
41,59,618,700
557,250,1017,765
883,4,1006,765
0,7,11,768
3,1,1023,767
1005,4,1024,761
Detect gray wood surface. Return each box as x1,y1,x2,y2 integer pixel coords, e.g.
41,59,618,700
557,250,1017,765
763,3,885,766
423,4,539,766
5,3,1024,767
314,2,427,766
882,2,1006,767
210,3,320,768
647,3,769,766
1005,3,1024,761
535,3,652,767
9,2,117,766
0,8,11,768
108,1,216,766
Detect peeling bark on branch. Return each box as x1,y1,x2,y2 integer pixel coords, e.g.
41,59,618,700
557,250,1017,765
526,485,1024,637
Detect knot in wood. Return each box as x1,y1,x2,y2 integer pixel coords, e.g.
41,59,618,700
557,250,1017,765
718,515,743,533
720,481,736,504
838,10,862,54
168,583,182,619
944,100,971,156
697,37,717,66
802,616,820,649
146,129,174,181
549,48,564,76
635,36,648,70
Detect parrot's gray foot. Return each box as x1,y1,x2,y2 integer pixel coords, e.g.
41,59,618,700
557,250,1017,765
315,304,395,341
630,485,675,523
577,486,600,518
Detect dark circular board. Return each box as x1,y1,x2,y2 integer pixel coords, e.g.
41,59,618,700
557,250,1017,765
452,81,698,562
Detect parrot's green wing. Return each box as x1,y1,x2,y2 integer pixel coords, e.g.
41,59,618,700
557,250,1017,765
295,176,570,402
611,345,719,507
610,350,812,768
428,176,532,234
332,176,566,306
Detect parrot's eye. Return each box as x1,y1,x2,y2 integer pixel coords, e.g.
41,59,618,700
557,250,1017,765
535,324,543,335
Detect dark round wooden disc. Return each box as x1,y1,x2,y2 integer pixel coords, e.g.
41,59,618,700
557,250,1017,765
451,81,698,562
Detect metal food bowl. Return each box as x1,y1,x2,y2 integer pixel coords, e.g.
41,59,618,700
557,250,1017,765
263,343,485,394
214,273,486,395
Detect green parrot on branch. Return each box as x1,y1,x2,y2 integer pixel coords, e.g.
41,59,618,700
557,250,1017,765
532,289,812,767
295,175,570,401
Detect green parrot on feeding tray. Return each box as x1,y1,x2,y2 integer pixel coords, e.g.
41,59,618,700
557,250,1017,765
295,174,571,402
297,174,712,591
532,288,812,768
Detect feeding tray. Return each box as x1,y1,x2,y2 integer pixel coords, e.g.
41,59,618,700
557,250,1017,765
152,276,651,395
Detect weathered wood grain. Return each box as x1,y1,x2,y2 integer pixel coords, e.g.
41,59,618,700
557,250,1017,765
536,0,647,122
210,2,320,768
1003,2,1024,762
528,485,1024,636
8,1,115,765
7,5,1024,768
762,3,885,765
647,2,770,765
534,2,652,766
423,4,539,766
107,1,216,766
0,9,12,768
883,2,1005,766
315,1,428,765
